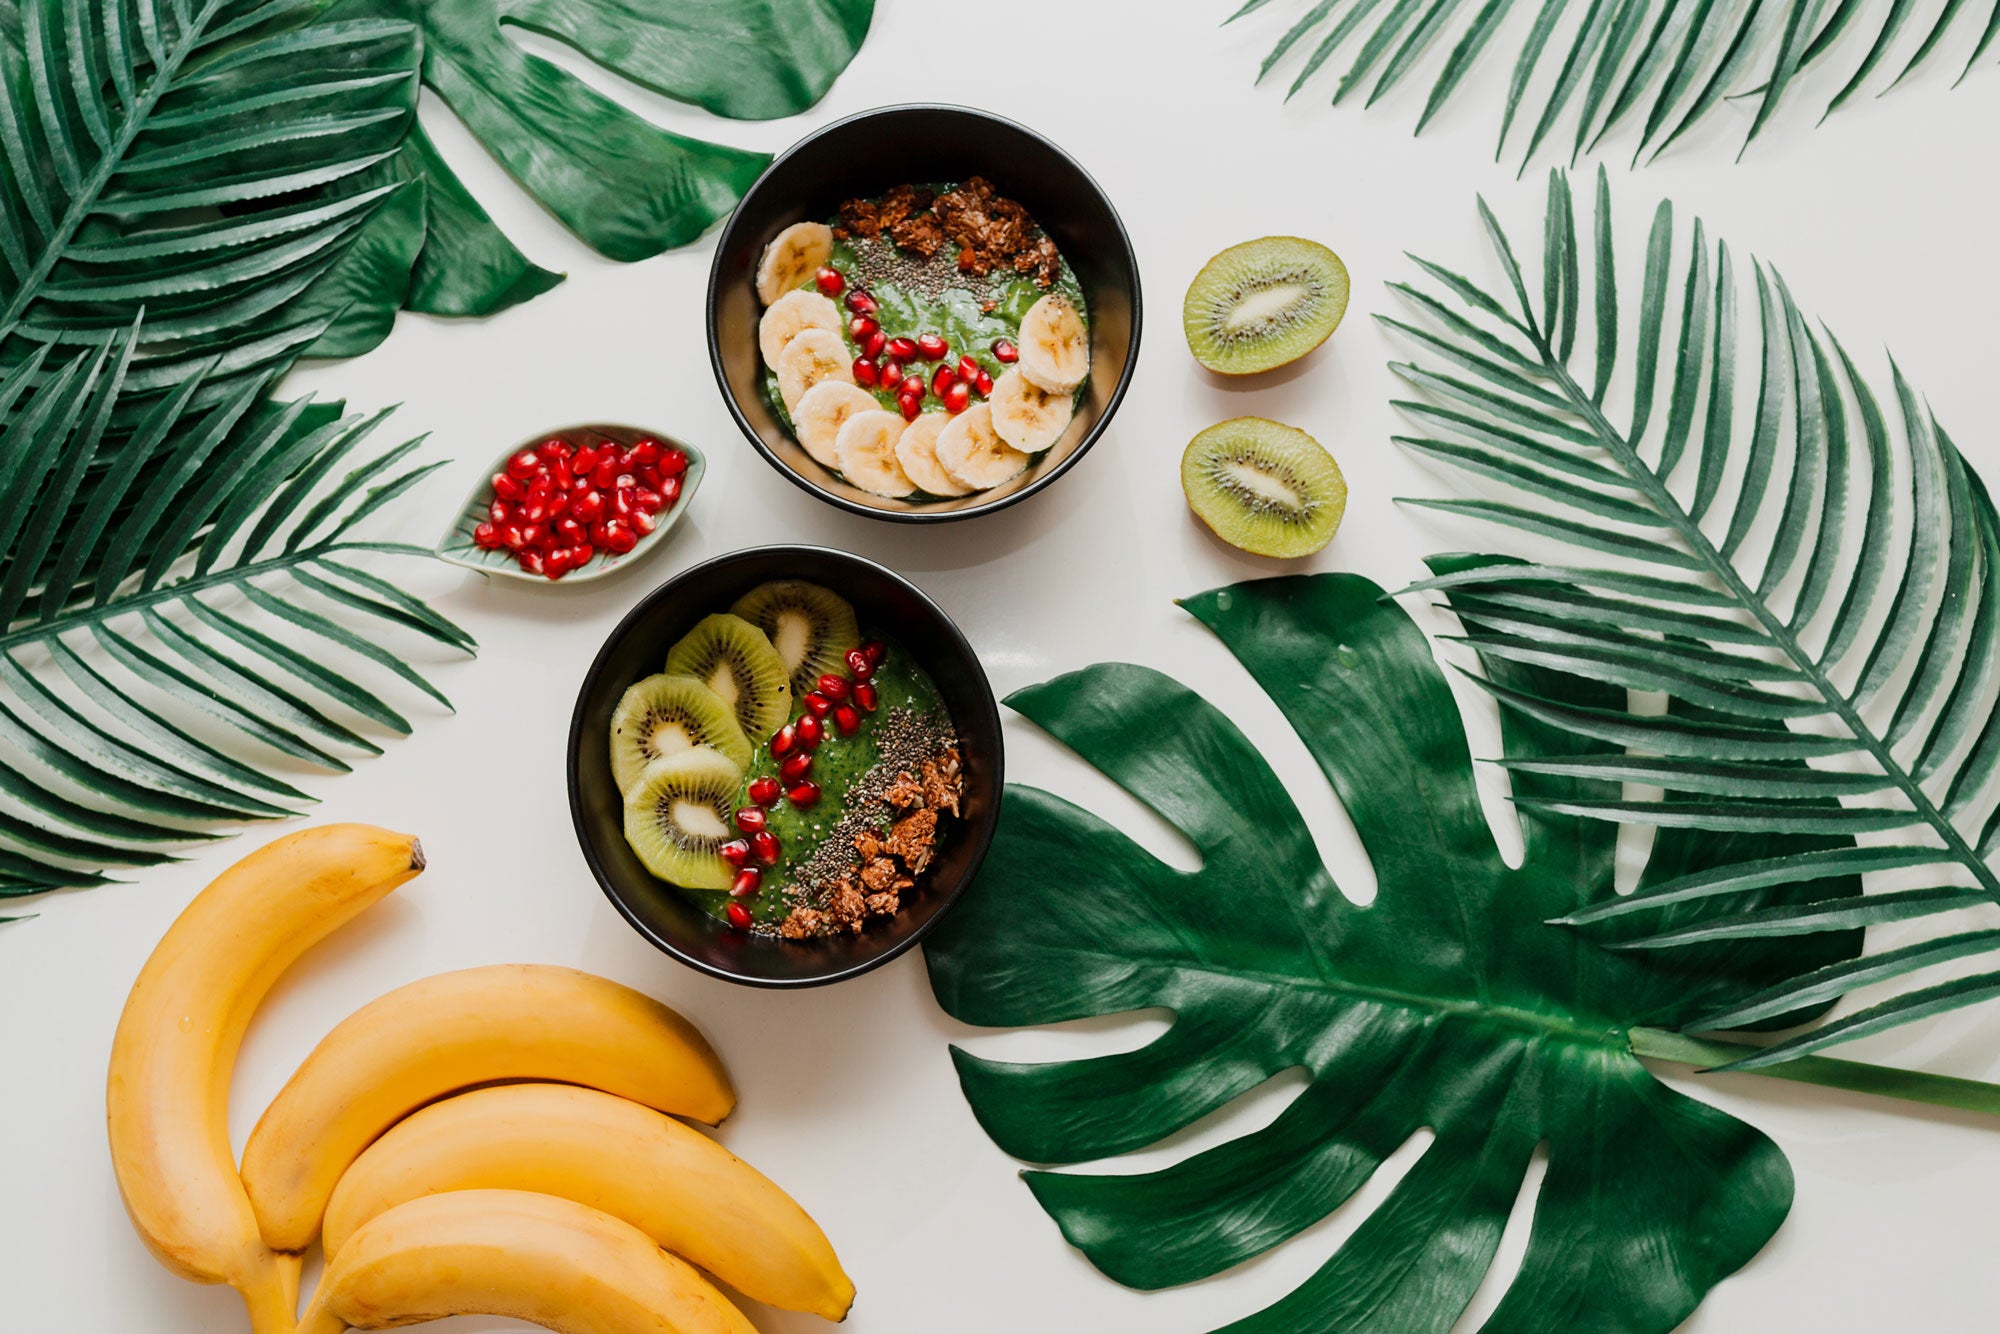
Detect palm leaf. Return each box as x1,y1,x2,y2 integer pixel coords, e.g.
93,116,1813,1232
1232,0,1998,164
1388,166,2000,1066
0,0,421,416
0,328,470,900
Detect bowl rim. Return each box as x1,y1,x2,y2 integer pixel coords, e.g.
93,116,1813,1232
705,101,1142,524
566,543,1005,987
435,422,706,585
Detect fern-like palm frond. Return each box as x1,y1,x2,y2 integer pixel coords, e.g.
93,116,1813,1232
0,328,471,900
1388,167,2000,1067
1231,0,1998,166
0,0,420,415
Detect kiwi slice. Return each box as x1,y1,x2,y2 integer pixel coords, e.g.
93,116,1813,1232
1183,237,1349,375
622,748,742,889
729,580,861,697
608,673,751,794
1182,417,1347,558
664,613,793,742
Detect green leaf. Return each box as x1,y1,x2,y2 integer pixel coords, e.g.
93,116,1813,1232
398,125,563,318
293,172,427,359
926,572,1866,1333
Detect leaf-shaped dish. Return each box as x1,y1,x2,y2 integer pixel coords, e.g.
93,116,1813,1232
436,424,704,584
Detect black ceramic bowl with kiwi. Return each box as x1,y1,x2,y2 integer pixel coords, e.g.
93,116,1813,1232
568,545,1003,987
706,104,1141,522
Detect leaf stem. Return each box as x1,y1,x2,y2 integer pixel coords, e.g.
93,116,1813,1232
1629,1025,2000,1115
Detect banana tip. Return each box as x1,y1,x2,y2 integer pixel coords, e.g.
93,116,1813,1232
409,838,426,873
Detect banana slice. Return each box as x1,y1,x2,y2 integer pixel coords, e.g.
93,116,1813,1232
1016,294,1090,393
756,223,833,307
833,410,916,498
759,290,842,369
895,413,972,497
793,382,879,468
776,329,854,415
988,368,1074,454
935,402,1030,490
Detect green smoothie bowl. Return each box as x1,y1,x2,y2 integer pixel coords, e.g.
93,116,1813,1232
706,104,1141,522
568,546,1003,987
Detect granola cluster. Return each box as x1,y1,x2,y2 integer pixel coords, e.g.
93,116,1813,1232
835,179,1061,289
780,747,962,938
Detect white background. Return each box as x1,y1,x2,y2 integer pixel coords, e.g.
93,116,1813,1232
6,2,2000,1330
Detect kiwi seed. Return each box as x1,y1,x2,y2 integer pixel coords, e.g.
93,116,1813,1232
1183,236,1350,375
1181,417,1346,559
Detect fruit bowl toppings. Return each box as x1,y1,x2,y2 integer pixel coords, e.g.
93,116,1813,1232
437,425,702,584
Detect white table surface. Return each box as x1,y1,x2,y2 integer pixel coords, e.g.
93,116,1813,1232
7,3,2000,1330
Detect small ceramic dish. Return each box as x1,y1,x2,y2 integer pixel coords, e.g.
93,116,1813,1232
435,424,705,584
568,545,1003,987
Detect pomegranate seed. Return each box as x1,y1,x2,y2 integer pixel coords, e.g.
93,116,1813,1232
546,489,571,518
833,704,861,735
958,354,982,382
569,470,595,493
863,328,887,359
992,338,1018,363
570,446,600,476
974,368,994,395
488,498,513,525
863,640,887,664
609,488,634,520
492,473,523,502
632,487,664,514
726,901,754,929
473,521,502,550
854,681,879,711
850,315,879,341
659,448,689,478
636,464,664,491
730,867,763,898
536,437,572,463
944,380,971,414
517,548,545,575
571,489,604,523
771,725,795,758
658,476,682,505
518,523,545,549
748,776,781,806
506,450,540,480
886,337,918,362
630,509,657,536
544,548,574,579
932,365,957,397
735,806,768,834
803,691,832,717
853,357,879,387
795,713,823,749
587,459,615,489
588,519,613,548
554,517,585,546
786,781,821,807
845,289,878,315
780,750,813,782
567,542,593,569
817,673,851,701
815,266,845,296
719,838,751,867
501,523,528,550
614,473,636,490
846,647,875,679
630,439,661,466
916,333,949,360
751,830,781,865
604,522,637,554
879,357,903,386
520,500,548,526
898,392,922,421
898,374,925,399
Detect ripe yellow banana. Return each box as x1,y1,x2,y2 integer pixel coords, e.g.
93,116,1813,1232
323,1083,855,1319
106,823,425,1334
299,1189,757,1334
242,964,735,1252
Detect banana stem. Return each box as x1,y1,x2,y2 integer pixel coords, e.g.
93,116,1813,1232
1629,1027,2000,1117
234,1252,303,1334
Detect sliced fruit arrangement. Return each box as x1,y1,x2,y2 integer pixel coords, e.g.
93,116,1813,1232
1182,417,1348,558
106,826,855,1334
460,428,694,581
751,183,1092,500
1184,236,1350,375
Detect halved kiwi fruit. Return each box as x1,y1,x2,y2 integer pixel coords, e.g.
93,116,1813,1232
1183,237,1349,375
664,613,792,742
608,674,751,794
1182,417,1346,558
622,748,742,889
729,580,860,697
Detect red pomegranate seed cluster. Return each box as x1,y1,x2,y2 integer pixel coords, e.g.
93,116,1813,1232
471,435,687,580
836,275,1006,422
719,639,887,928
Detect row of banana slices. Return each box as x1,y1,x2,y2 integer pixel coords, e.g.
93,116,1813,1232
756,220,1092,499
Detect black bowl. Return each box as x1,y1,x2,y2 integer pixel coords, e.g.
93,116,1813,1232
568,545,1004,986
706,103,1141,522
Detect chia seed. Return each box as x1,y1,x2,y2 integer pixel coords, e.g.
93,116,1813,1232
843,236,1000,307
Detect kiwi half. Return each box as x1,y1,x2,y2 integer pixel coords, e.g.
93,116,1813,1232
728,580,860,697
664,613,793,742
1182,417,1346,559
622,748,742,889
1183,237,1349,375
608,674,751,794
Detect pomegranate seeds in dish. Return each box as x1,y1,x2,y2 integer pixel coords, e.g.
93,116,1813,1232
461,427,693,581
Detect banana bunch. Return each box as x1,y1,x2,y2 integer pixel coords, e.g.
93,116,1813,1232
107,825,855,1334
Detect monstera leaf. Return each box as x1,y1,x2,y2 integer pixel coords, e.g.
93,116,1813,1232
1231,0,1997,166
1384,169,2000,1065
925,571,1871,1333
